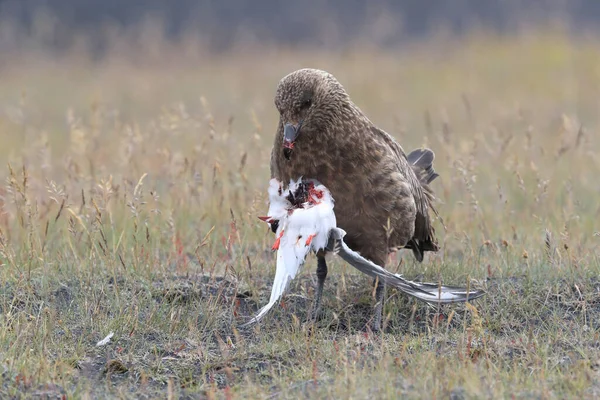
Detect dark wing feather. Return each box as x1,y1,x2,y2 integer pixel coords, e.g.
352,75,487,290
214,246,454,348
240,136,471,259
368,127,437,255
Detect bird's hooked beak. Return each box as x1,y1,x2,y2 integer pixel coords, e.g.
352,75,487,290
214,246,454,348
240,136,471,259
283,121,302,160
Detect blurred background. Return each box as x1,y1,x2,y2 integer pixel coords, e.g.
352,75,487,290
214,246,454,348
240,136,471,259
0,0,598,252
0,0,599,53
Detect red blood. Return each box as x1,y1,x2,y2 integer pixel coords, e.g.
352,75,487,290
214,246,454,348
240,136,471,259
307,182,324,205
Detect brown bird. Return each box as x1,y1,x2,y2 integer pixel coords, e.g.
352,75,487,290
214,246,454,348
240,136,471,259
270,68,443,331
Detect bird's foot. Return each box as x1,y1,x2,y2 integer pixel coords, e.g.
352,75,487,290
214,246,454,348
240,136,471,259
371,314,383,333
372,279,385,333
309,300,323,322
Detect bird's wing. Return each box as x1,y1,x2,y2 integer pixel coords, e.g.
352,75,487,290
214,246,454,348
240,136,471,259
241,231,305,326
243,196,336,326
327,228,486,303
369,126,436,247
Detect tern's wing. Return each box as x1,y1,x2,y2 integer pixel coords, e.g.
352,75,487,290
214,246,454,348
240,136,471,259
241,236,306,326
243,200,336,326
327,228,486,304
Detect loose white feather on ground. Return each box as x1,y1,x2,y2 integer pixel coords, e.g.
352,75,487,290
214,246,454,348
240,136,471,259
96,331,114,346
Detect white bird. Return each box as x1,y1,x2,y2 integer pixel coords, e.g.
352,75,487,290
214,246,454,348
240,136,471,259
243,178,485,326
243,178,337,326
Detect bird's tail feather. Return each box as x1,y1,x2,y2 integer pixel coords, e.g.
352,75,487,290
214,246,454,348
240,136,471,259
406,148,443,260
407,147,439,213
329,228,485,304
407,148,439,185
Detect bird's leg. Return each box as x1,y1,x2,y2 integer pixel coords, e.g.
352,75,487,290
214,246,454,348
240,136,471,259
372,277,386,332
310,255,328,321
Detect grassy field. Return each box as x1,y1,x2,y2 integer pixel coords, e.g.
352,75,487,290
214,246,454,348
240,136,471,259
1,27,600,398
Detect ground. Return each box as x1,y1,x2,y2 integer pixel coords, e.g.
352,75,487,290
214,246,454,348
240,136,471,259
1,27,600,399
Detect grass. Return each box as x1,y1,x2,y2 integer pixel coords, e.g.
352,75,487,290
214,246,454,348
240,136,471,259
1,27,600,398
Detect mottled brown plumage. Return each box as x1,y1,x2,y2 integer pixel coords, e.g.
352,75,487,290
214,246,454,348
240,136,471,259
270,68,440,330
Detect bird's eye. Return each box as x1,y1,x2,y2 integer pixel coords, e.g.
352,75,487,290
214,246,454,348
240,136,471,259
301,99,312,109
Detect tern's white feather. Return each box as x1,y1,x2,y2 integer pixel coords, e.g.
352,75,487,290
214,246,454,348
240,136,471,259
265,179,289,221
243,178,336,326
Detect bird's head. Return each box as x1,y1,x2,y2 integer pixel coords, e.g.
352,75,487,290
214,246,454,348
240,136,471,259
274,68,350,160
